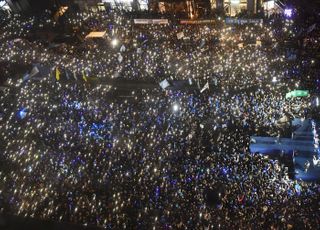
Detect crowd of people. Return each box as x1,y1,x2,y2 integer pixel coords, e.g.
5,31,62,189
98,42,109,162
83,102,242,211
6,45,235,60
0,8,320,229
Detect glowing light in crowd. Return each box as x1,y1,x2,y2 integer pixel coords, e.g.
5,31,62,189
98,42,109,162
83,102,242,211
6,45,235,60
284,9,293,18
111,38,119,47
231,0,240,4
173,103,180,112
0,8,318,230
17,108,27,119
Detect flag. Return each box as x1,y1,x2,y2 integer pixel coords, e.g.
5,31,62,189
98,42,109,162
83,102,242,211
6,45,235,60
73,71,77,80
55,67,60,81
82,70,88,82
177,32,184,39
159,79,170,90
118,54,123,63
13,38,22,42
199,39,205,48
307,24,316,34
23,73,30,82
200,82,209,93
286,90,309,99
0,86,8,92
65,70,70,80
256,40,262,46
213,78,218,86
29,66,39,78
120,45,126,52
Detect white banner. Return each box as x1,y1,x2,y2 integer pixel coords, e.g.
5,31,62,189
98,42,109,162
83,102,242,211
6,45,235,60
159,79,170,90
118,54,123,63
29,66,40,78
134,19,169,24
200,82,209,93
225,18,263,25
177,32,184,40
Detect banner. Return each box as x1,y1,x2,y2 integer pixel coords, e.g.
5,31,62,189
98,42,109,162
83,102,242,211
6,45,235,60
225,18,263,25
159,79,170,90
286,90,309,99
200,82,209,93
73,71,77,80
307,24,316,34
256,40,262,46
118,54,123,63
82,70,88,82
55,68,60,81
120,45,126,52
134,19,169,24
85,31,107,39
29,66,39,78
180,20,215,24
177,32,184,40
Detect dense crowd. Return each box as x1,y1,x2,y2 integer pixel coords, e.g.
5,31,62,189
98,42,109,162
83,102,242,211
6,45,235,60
0,9,320,229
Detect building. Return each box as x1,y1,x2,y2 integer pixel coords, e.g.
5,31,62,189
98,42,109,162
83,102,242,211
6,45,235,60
250,118,320,182
149,0,213,19
4,0,148,13
150,0,266,18
4,0,56,13
210,0,287,17
262,0,284,17
69,0,149,11
210,0,263,16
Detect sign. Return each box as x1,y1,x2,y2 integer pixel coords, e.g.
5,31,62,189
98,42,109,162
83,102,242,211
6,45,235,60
225,18,263,25
286,90,309,99
180,20,215,24
85,31,107,39
307,24,316,34
54,6,68,21
256,40,262,46
200,82,209,93
159,79,170,90
133,19,169,24
177,32,184,40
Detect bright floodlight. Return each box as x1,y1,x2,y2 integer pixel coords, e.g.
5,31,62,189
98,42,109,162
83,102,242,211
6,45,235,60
111,39,119,47
173,103,179,112
284,9,293,18
231,0,240,4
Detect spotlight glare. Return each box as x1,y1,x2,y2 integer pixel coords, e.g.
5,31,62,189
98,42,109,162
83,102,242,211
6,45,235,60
173,104,179,112
111,39,119,47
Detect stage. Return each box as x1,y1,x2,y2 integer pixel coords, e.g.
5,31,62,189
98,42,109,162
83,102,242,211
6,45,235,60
250,118,320,182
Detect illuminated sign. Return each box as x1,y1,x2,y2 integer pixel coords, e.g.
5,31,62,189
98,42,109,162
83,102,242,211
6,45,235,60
225,18,263,25
85,31,107,39
231,0,240,4
133,19,169,24
284,8,293,18
180,20,215,24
